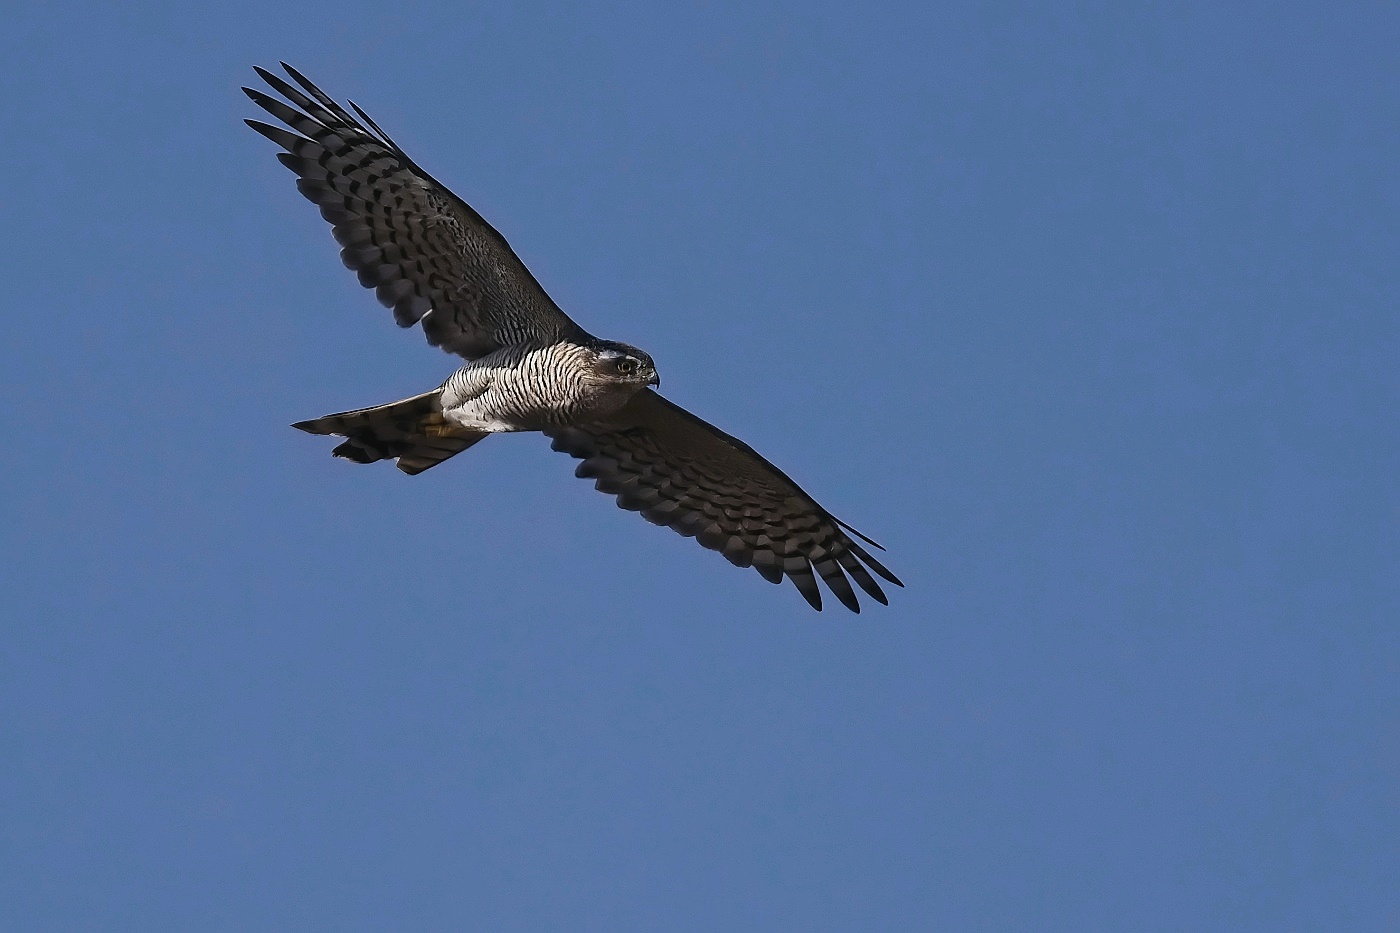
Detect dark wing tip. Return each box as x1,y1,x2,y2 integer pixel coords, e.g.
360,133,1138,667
876,563,906,589
787,569,824,611
834,517,887,551
242,87,280,109
244,119,295,147
827,586,861,613
813,558,862,613
348,100,393,142
846,538,903,588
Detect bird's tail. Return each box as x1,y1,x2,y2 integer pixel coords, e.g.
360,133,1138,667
293,390,487,475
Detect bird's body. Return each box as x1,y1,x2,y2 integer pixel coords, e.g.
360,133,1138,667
438,340,658,433
246,63,901,611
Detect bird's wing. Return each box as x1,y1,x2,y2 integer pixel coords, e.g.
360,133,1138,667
244,63,588,360
546,390,902,612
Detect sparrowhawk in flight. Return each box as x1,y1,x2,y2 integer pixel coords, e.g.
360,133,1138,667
244,63,902,612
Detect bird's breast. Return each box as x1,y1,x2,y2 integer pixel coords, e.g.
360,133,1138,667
440,344,638,432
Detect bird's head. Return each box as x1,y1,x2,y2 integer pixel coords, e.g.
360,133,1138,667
588,341,660,389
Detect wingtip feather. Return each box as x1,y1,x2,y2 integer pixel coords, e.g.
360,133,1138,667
835,517,887,551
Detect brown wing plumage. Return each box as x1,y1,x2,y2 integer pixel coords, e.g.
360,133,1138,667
546,391,902,612
244,63,587,359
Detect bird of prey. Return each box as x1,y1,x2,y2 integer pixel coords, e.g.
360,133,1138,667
244,63,901,612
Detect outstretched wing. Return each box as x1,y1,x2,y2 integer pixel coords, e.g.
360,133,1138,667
244,63,588,359
546,391,902,612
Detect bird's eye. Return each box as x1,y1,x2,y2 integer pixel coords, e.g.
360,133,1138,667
616,358,639,375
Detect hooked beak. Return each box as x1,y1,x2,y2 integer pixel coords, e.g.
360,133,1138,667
647,373,661,388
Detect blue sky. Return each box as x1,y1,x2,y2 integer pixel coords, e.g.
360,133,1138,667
3,1,1396,929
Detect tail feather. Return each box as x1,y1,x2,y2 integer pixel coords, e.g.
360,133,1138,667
293,390,487,475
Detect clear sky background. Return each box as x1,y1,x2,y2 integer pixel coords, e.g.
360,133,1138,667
3,1,1396,930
